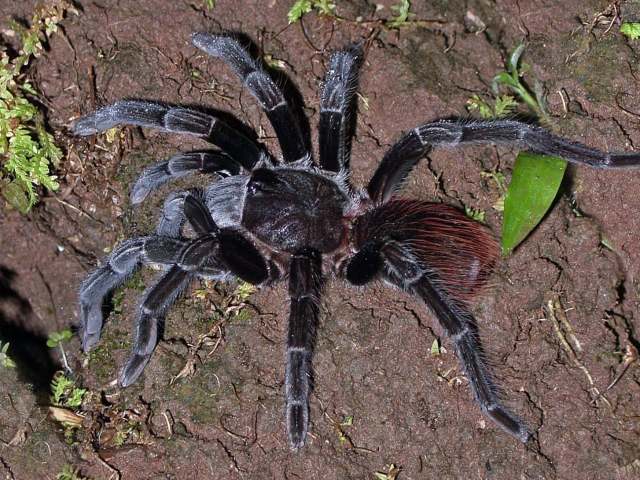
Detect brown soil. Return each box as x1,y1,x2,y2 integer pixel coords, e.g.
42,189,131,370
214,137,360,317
1,1,640,479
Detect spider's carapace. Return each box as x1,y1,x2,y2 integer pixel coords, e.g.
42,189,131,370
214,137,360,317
243,168,348,253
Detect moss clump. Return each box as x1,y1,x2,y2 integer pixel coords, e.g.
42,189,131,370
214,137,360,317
1,1,76,212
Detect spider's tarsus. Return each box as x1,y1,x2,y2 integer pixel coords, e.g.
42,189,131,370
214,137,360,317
119,354,149,387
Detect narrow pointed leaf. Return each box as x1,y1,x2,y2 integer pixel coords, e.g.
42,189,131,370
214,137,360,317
501,152,567,255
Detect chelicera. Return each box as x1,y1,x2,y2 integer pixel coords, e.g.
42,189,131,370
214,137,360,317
73,33,640,449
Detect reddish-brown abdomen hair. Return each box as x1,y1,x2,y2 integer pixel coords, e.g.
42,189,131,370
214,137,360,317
353,200,499,303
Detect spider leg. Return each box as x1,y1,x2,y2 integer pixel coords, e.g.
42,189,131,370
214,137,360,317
319,44,363,173
131,151,241,204
343,244,531,442
286,249,322,449
156,191,191,238
73,100,263,170
120,264,192,385
368,118,640,203
192,33,309,163
420,285,530,441
120,231,273,385
78,235,192,351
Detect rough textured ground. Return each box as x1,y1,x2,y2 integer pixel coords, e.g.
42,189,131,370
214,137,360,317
1,1,640,479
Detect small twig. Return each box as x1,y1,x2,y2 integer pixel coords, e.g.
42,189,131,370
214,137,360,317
544,296,611,408
592,343,638,404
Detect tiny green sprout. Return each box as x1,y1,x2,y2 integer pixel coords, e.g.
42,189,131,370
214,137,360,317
340,415,354,427
56,464,88,480
491,43,548,121
464,205,486,223
50,372,86,408
203,0,216,10
430,338,440,356
263,54,287,71
467,95,517,119
234,281,257,302
47,328,73,374
374,464,401,480
288,0,312,23
288,0,336,24
480,170,507,212
47,328,73,348
387,0,414,29
620,23,640,40
0,341,17,368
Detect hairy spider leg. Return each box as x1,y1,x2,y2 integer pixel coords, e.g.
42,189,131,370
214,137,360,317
80,194,272,379
78,236,199,351
343,200,531,441
368,118,640,204
130,151,242,205
73,100,263,170
120,192,221,384
192,33,309,163
286,249,322,449
156,190,193,238
318,44,363,173
121,264,193,386
397,268,530,442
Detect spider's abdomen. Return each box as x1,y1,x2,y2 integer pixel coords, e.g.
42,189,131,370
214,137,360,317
242,168,347,253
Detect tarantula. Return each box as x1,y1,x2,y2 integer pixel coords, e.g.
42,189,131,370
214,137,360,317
73,33,640,449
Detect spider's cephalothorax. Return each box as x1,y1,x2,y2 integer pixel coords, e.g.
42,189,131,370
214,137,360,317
74,33,640,449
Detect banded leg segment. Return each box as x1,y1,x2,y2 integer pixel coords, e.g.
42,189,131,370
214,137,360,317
368,118,640,204
319,45,363,172
286,249,322,449
192,33,309,163
131,151,241,204
380,241,531,442
73,100,262,170
78,236,192,351
120,265,192,386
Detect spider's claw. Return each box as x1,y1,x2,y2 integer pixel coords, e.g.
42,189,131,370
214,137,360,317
486,404,532,443
119,353,150,387
80,328,101,352
286,403,308,450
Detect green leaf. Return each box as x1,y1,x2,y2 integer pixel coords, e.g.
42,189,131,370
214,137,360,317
620,22,640,40
430,338,440,356
313,0,336,16
508,43,526,73
288,0,312,23
388,0,413,29
47,328,73,348
501,152,567,255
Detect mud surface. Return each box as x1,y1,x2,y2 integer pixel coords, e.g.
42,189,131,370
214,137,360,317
1,1,640,479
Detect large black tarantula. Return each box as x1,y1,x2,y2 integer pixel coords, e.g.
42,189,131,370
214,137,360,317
74,33,640,449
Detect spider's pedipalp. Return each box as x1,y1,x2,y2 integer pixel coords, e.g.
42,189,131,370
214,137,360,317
131,151,241,205
368,118,640,204
73,100,263,170
319,44,363,173
286,249,322,449
183,192,219,235
192,33,308,163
